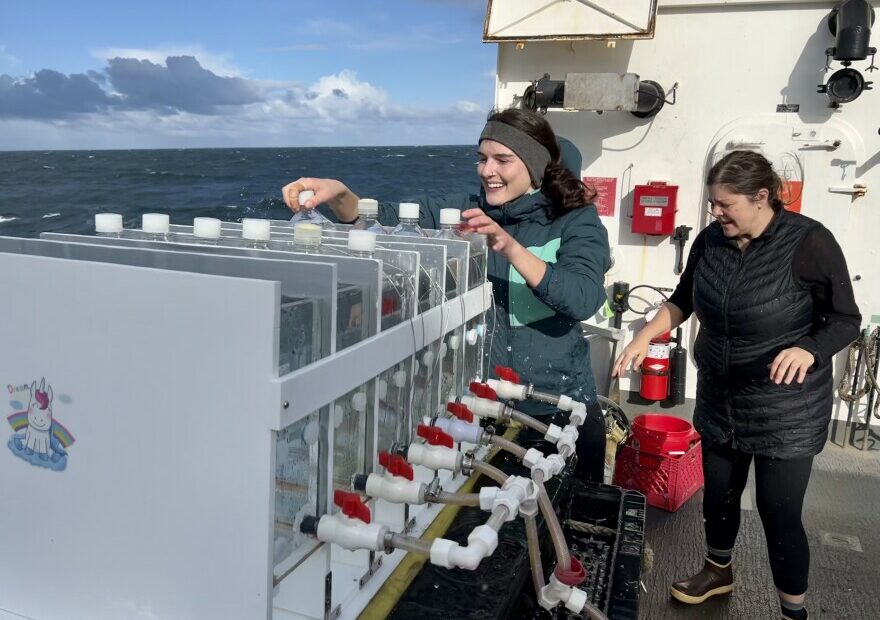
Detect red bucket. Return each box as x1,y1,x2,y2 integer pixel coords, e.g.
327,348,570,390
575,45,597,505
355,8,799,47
631,414,699,455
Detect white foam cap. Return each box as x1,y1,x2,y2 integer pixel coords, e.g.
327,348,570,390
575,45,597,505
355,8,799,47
439,208,461,226
193,217,222,239
242,218,271,241
298,190,315,207
95,213,123,233
357,198,379,216
348,230,376,253
398,202,420,220
142,213,170,234
294,222,323,246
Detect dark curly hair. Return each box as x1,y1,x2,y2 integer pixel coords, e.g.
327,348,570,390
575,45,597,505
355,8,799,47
486,108,596,217
706,150,785,212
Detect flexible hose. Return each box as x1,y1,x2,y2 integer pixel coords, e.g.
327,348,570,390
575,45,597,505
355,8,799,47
529,389,560,406
525,513,545,596
472,460,509,485
510,409,549,435
434,491,481,506
388,532,432,555
485,505,510,531
581,601,609,620
489,435,528,460
533,470,571,572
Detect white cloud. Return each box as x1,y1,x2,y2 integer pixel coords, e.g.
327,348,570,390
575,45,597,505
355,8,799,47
92,45,241,77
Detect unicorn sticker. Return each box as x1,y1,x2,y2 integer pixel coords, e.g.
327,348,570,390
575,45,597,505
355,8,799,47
7,378,75,471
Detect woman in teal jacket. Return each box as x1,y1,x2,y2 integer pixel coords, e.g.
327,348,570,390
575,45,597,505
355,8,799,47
282,108,611,482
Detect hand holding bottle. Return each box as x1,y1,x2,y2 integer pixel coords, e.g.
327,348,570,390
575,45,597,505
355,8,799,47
281,177,358,221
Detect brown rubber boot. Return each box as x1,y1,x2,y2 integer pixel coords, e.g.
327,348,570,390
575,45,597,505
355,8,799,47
670,558,734,604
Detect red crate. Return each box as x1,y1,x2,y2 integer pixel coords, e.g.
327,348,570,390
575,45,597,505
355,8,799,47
613,439,703,512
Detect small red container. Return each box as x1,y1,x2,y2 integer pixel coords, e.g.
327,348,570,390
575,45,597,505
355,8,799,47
613,439,704,512
631,414,699,455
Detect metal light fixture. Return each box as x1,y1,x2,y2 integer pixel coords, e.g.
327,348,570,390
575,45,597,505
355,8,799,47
520,73,673,118
818,0,876,106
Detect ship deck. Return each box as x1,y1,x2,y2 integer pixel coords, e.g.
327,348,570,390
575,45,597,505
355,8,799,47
628,400,880,619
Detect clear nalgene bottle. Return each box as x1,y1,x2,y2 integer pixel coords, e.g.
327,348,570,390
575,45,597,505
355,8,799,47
95,213,123,238
140,213,170,241
434,208,463,240
292,222,323,254
347,230,377,258
192,217,222,245
241,218,271,249
390,202,426,237
352,198,386,234
291,190,336,231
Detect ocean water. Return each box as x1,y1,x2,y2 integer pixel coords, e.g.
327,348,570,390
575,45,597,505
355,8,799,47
0,146,480,238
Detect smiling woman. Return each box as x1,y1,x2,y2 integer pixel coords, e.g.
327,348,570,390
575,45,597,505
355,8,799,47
281,106,612,484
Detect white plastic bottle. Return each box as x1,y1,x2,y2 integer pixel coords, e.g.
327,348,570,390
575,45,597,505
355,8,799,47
140,213,170,241
192,217,222,245
94,213,123,238
352,199,386,234
241,218,271,249
292,222,323,254
290,190,336,231
390,202,426,237
348,230,377,258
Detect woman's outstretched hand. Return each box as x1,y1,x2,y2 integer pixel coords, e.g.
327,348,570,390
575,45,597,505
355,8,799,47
281,177,349,213
612,334,651,377
769,347,815,384
462,208,518,256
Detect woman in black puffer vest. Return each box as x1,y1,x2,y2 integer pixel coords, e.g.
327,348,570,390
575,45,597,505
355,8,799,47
614,151,861,620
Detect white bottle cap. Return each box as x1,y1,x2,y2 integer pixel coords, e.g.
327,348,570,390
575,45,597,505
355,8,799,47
193,217,222,239
357,198,379,216
95,213,122,234
298,190,315,207
142,213,170,234
348,230,376,254
294,222,322,247
242,218,271,241
439,208,461,226
398,202,420,220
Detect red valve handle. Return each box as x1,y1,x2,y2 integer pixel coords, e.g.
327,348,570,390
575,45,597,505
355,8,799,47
446,402,474,423
416,424,454,448
333,489,371,523
554,556,586,586
494,366,521,384
378,451,414,481
469,382,497,401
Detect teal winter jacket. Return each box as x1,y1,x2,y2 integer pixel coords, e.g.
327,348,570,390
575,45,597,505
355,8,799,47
376,190,611,408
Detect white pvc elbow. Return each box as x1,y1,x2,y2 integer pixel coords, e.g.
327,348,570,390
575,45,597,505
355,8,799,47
539,574,589,613
430,524,498,570
315,514,388,552
459,395,506,419
569,403,587,426
523,448,566,481
555,425,579,460
486,378,528,401
479,475,538,521
433,417,483,444
364,473,425,505
407,443,462,472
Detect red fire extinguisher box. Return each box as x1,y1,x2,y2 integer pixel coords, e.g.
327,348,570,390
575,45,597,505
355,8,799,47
632,181,678,235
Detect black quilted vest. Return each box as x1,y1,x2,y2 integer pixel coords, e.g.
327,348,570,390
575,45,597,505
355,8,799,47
692,209,833,458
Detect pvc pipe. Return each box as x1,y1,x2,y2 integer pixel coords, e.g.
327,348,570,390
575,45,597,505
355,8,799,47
489,435,528,460
525,514,545,596
510,409,549,435
471,460,509,485
434,491,481,506
534,470,571,572
388,532,432,555
485,505,510,531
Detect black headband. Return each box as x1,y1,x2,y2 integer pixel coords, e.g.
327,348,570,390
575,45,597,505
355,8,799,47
479,121,551,187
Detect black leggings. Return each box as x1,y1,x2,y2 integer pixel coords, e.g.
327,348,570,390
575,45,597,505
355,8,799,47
702,443,813,595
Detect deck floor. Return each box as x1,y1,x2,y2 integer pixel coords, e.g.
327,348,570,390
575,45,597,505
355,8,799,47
631,401,880,619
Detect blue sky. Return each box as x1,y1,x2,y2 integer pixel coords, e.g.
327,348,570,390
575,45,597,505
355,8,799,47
0,0,495,150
